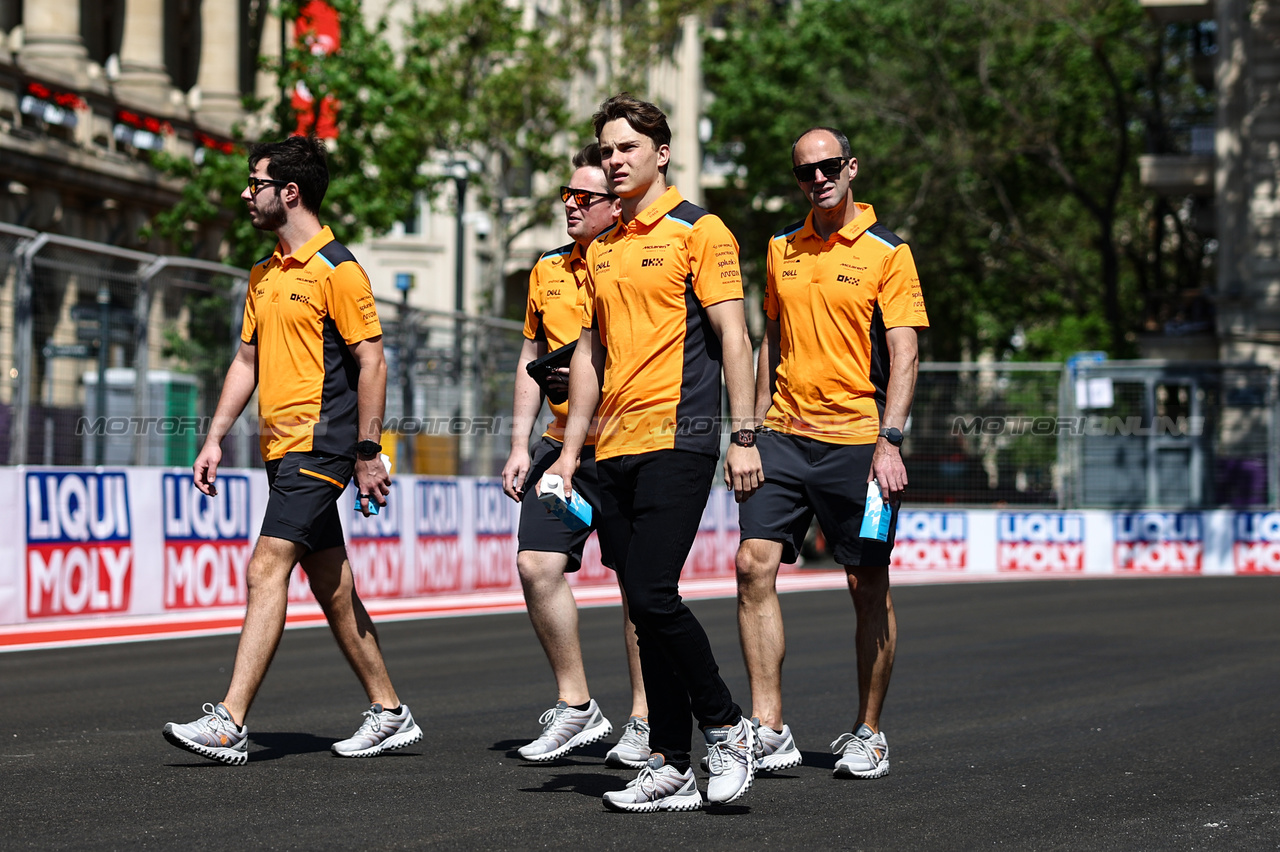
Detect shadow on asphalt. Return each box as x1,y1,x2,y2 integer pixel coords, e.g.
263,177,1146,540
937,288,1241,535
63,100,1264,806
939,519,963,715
519,771,620,797
246,731,337,761
799,749,837,770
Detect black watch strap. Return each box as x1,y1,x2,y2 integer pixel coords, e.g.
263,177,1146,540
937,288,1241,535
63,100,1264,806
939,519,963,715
355,440,382,459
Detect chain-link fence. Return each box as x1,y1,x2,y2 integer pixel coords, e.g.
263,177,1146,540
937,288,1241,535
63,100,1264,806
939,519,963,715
0,224,527,476
904,363,1065,505
4,226,1278,505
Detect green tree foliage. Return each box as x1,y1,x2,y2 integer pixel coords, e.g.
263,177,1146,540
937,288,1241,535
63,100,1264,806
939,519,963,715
704,0,1212,361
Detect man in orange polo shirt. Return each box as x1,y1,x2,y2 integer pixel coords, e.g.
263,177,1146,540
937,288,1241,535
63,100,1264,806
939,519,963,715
545,94,763,812
736,127,929,780
501,144,649,767
162,136,419,765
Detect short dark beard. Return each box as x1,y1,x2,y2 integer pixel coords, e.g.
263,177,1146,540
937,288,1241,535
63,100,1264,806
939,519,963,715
251,194,287,232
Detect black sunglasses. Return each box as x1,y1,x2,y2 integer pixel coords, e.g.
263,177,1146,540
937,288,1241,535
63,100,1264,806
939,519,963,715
247,177,290,197
560,186,616,207
791,157,847,183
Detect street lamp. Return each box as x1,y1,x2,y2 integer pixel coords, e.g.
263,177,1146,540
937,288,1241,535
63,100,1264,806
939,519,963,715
443,158,478,473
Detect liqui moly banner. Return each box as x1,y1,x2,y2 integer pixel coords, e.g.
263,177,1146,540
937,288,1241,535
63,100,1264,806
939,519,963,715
894,511,967,570
1113,512,1203,574
1232,512,1280,574
163,473,252,609
26,471,133,619
1,467,1269,635
347,482,406,599
997,512,1085,573
414,479,463,595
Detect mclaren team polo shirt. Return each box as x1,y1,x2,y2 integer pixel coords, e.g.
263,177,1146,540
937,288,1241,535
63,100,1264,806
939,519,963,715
522,241,595,445
764,203,929,445
242,226,383,461
582,186,743,461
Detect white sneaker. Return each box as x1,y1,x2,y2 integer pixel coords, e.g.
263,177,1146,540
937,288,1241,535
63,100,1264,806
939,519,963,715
831,724,890,779
331,703,423,757
703,717,757,804
518,699,612,762
162,702,249,765
700,718,800,773
606,715,651,769
603,756,702,813
756,720,803,771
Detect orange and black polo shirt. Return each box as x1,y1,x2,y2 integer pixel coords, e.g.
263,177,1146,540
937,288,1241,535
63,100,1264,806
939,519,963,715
764,203,929,445
582,186,743,461
522,241,595,445
242,226,383,461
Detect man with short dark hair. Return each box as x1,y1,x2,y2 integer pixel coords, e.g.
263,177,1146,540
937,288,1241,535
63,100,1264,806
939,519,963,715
735,126,929,780
545,94,763,812
502,143,649,767
162,135,420,765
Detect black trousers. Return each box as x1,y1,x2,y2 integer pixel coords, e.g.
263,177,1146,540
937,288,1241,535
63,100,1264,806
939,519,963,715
596,449,742,766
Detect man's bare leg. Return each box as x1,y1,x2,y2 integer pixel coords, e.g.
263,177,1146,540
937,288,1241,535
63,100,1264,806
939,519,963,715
221,535,306,725
518,550,589,705
846,565,895,732
305,545,399,709
736,538,787,730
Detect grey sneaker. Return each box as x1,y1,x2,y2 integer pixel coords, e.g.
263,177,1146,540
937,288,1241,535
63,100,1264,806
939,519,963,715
518,699,612,762
703,717,757,804
701,718,800,773
331,703,422,758
163,702,249,765
606,716,651,769
603,756,702,813
756,719,803,771
831,724,890,779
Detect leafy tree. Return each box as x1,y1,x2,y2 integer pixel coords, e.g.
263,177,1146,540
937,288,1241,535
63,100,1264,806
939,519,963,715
703,0,1212,361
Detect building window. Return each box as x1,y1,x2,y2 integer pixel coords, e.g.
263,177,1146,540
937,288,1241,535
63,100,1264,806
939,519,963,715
80,0,125,67
164,0,202,93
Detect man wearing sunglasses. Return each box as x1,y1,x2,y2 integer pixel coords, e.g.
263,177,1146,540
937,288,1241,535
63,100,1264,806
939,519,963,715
544,94,763,813
735,127,929,780
163,135,419,764
502,144,652,768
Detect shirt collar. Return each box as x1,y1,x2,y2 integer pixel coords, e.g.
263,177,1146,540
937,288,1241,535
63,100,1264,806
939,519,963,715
273,226,335,266
619,186,684,234
794,203,877,245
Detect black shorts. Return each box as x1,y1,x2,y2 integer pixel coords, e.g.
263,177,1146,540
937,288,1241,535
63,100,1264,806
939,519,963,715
738,430,897,567
517,437,611,571
260,451,354,555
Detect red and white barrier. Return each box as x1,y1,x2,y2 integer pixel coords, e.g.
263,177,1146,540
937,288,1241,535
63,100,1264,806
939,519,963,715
1,466,1274,652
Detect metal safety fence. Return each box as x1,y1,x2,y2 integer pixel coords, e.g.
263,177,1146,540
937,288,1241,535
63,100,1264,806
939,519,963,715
0,223,527,476
3,225,1277,506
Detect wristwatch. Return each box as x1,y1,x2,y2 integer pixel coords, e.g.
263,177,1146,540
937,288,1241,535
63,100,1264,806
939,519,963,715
730,428,757,448
878,427,904,447
355,440,382,460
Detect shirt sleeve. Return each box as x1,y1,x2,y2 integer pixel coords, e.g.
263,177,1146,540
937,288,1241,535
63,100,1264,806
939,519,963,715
522,263,544,341
324,261,383,344
688,215,743,308
878,244,930,330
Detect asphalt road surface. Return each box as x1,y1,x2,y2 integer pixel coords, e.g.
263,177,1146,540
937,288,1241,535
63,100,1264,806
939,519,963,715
2,575,1278,850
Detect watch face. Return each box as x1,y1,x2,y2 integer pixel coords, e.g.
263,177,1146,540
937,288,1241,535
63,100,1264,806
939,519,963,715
733,429,756,448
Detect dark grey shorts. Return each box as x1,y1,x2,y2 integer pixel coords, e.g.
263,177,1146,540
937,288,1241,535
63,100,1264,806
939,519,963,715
737,430,897,566
261,451,354,554
516,437,610,571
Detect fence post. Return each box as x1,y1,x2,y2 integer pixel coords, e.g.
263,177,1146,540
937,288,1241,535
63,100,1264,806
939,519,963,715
9,233,51,466
134,257,168,466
